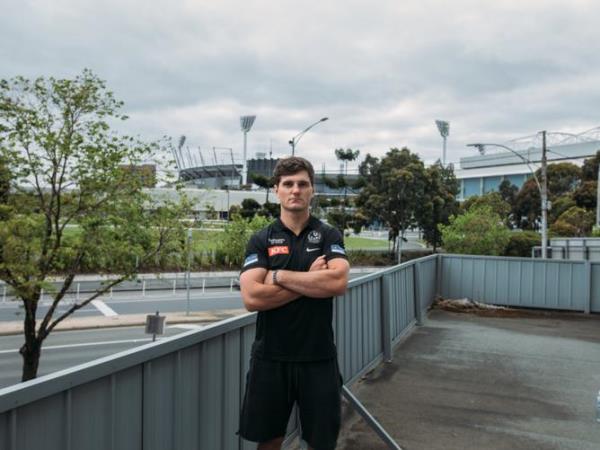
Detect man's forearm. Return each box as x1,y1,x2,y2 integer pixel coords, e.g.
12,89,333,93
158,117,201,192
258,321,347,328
275,268,347,298
241,280,300,312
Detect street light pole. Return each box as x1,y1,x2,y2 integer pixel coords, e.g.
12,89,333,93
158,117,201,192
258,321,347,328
541,131,549,259
289,117,329,156
185,227,192,316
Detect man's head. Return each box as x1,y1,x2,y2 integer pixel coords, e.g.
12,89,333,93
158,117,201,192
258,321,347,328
272,156,315,187
272,157,315,213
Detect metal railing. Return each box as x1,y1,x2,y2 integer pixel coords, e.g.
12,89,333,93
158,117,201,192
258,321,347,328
0,254,597,450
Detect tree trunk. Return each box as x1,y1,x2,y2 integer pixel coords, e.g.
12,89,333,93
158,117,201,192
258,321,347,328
397,228,405,264
20,295,42,381
20,339,42,381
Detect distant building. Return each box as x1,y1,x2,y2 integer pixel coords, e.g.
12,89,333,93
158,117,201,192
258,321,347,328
455,129,600,200
147,187,276,220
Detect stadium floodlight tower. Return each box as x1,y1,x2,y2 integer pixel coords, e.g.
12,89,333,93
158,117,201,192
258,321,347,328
240,115,256,186
435,120,450,166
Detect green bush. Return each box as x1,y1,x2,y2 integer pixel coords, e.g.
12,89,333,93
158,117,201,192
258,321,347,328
218,214,270,267
503,231,541,257
551,206,595,236
440,205,511,255
549,220,579,237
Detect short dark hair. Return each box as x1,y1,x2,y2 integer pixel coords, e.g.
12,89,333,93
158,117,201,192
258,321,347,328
272,156,315,186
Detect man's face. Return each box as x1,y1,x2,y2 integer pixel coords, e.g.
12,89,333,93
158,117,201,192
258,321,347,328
274,171,314,212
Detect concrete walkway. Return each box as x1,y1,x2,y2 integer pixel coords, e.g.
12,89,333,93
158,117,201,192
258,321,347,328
337,309,600,450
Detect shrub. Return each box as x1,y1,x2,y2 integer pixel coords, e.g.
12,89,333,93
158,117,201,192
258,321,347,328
503,231,541,257
440,205,511,255
549,220,578,237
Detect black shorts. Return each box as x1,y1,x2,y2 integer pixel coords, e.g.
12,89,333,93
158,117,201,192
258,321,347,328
239,357,343,450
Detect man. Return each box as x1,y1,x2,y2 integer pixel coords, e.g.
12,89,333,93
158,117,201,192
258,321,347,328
238,156,350,450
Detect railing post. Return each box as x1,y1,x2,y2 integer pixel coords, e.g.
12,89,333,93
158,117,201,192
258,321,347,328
584,260,592,314
413,262,423,326
381,274,393,362
436,254,443,299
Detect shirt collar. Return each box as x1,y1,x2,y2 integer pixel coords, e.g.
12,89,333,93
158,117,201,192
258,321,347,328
273,215,319,234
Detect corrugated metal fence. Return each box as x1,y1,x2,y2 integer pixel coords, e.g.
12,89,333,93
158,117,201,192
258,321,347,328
440,255,600,313
0,254,597,450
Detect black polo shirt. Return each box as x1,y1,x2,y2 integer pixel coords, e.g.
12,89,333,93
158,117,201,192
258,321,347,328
241,216,348,361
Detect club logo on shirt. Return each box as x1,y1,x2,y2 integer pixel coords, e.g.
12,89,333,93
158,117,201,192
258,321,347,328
268,246,290,257
268,238,287,245
331,244,346,255
307,231,322,244
243,253,259,267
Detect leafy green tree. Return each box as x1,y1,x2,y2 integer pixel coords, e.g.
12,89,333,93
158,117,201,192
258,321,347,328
513,178,541,229
0,156,10,204
548,195,576,224
550,206,595,237
581,150,599,181
504,231,541,257
0,70,189,381
323,148,360,232
417,161,459,251
514,163,583,229
440,205,511,255
240,198,261,219
335,148,361,173
462,192,511,225
541,162,581,200
250,173,272,203
218,214,270,266
572,181,597,210
498,179,518,207
357,148,426,262
259,201,280,218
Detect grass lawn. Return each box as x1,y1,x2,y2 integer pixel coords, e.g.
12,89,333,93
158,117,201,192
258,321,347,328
344,236,389,250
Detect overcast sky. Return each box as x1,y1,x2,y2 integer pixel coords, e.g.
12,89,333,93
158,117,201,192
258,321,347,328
2,0,600,172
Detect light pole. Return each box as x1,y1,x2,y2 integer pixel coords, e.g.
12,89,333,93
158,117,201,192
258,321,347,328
289,117,329,156
467,130,549,259
240,115,256,186
185,227,192,316
435,120,450,166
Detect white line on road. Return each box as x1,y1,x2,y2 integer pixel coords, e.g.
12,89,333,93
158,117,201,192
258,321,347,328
91,300,118,317
0,338,157,355
168,324,205,330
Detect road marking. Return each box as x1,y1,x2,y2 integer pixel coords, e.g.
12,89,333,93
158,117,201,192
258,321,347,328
168,324,205,330
0,338,157,355
91,300,118,317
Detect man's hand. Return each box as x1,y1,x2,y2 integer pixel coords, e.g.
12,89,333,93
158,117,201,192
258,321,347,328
308,255,328,271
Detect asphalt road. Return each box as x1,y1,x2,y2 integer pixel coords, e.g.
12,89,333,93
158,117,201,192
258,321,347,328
0,288,244,322
0,326,198,389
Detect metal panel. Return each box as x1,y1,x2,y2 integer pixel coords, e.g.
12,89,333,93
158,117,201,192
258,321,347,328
335,276,384,384
418,257,438,309
14,392,66,449
592,263,600,313
440,255,588,312
71,377,112,450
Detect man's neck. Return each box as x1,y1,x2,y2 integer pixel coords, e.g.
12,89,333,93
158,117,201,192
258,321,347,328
279,209,311,236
